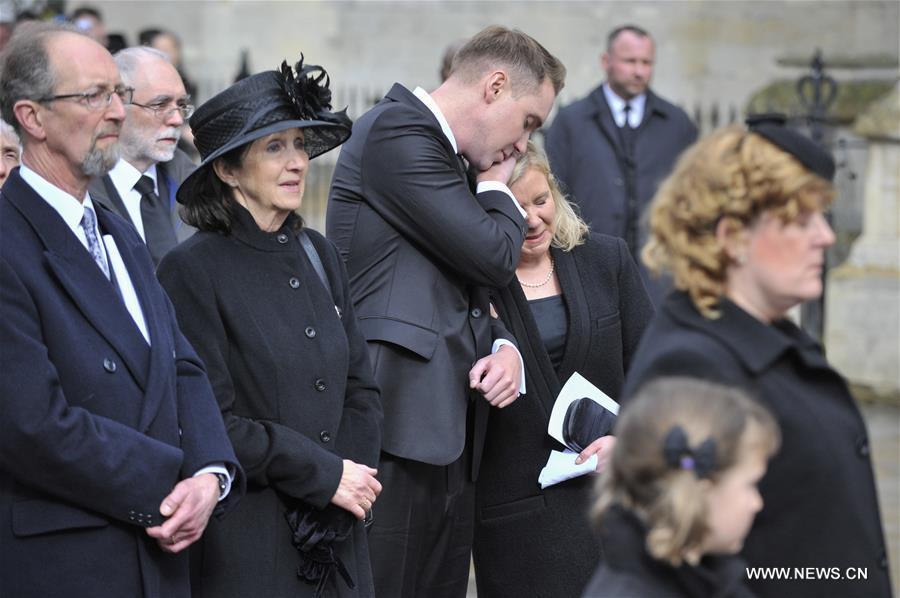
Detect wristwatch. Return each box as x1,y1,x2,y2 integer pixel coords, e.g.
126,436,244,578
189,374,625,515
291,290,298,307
214,473,229,499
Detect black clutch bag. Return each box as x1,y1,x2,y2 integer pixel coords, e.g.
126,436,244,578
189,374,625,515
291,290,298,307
562,397,617,453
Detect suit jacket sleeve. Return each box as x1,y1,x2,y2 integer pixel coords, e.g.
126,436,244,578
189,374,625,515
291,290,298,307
158,251,345,510
361,106,526,287
0,256,184,526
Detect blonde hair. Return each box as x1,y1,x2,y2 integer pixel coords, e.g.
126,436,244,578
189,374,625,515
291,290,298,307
593,377,780,566
509,141,589,252
642,125,834,318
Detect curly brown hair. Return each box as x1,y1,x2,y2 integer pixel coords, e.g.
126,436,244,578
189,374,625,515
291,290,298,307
642,125,834,318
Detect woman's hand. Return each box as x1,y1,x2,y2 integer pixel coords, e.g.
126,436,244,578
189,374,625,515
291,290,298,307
330,459,382,520
574,435,616,473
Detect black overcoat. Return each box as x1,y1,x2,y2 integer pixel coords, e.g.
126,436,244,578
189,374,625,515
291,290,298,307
582,506,754,598
0,169,241,598
473,234,654,598
545,85,697,304
622,291,893,598
158,207,383,598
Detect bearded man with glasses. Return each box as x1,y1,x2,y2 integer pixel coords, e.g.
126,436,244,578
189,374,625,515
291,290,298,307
86,46,197,266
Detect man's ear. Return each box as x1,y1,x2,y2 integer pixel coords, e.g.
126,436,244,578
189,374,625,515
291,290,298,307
13,100,47,142
601,51,610,73
716,216,748,264
484,70,509,103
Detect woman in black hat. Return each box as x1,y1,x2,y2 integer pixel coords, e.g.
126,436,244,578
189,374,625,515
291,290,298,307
157,57,382,598
620,116,892,598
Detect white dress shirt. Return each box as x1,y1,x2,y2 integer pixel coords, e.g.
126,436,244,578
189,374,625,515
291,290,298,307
411,86,527,393
19,164,231,498
602,83,646,129
108,159,161,242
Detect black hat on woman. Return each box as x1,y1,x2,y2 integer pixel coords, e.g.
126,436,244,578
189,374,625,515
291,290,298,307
176,55,351,206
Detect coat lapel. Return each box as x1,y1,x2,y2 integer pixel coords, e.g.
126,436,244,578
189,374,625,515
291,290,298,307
4,172,151,390
554,247,592,386
589,87,627,158
95,204,176,430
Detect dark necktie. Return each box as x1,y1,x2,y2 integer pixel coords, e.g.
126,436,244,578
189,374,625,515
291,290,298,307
619,102,636,158
134,175,178,266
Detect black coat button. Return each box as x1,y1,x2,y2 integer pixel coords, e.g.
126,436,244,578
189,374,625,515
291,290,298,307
614,177,624,186
103,358,117,373
314,378,326,392
470,307,482,318
305,326,316,338
276,233,289,244
879,551,888,569
289,277,300,289
319,430,331,443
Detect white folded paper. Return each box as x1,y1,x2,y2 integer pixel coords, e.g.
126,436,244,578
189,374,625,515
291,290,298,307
538,449,597,489
537,372,620,489
547,372,619,447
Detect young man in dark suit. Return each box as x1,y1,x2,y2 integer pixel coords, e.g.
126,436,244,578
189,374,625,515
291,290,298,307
0,24,241,598
88,46,196,266
327,25,565,598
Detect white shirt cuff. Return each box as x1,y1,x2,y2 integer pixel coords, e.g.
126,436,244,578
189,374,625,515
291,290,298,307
476,181,527,219
492,338,527,394
193,464,233,502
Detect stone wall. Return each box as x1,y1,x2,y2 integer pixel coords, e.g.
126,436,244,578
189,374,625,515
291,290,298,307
94,0,899,112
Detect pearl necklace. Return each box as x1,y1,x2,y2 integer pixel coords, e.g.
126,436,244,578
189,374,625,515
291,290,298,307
517,257,555,288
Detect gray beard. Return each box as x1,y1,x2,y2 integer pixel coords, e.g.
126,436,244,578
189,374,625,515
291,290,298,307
81,142,121,177
120,129,180,166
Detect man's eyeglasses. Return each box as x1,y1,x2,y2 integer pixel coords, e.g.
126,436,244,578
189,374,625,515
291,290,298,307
130,100,195,120
37,85,134,110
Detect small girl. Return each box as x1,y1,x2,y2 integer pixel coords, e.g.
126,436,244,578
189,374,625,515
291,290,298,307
582,377,780,598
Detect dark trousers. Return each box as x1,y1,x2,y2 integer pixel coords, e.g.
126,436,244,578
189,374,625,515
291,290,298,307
367,447,475,598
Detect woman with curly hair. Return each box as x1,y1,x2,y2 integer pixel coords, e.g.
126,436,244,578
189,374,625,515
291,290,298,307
157,57,382,598
621,115,892,598
584,377,780,598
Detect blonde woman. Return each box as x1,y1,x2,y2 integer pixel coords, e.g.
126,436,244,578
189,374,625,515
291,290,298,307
584,377,780,598
473,141,653,598
622,115,892,597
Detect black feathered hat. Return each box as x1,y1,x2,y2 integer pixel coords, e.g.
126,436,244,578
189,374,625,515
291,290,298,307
176,55,352,205
746,113,835,182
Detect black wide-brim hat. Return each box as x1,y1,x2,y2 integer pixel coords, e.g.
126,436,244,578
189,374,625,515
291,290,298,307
176,56,352,205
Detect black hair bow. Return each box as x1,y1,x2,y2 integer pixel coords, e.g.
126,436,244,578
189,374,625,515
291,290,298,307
662,425,717,479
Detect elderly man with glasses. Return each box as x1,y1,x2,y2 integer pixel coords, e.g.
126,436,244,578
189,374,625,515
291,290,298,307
89,46,197,266
0,23,242,598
